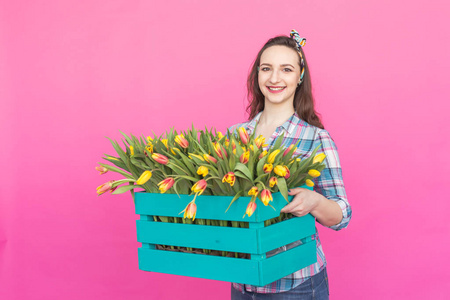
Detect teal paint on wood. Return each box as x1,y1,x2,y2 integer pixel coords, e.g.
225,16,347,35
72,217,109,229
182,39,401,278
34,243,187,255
260,241,317,285
134,184,317,286
135,185,313,222
138,248,262,286
258,215,316,253
136,220,259,253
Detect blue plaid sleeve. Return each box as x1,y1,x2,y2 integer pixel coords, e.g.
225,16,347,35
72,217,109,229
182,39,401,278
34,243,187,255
312,129,352,231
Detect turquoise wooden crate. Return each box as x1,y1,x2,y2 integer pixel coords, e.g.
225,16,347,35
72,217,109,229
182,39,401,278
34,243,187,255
135,185,317,287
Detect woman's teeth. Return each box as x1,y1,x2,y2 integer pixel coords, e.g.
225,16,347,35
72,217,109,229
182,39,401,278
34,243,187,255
268,87,285,90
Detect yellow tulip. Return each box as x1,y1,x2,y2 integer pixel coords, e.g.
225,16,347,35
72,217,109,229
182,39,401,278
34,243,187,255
161,139,169,149
146,136,153,143
313,153,326,164
136,171,152,185
145,144,154,154
274,165,287,177
129,146,134,156
248,186,259,196
308,169,321,178
217,132,224,140
263,163,273,173
254,135,266,148
267,149,280,164
306,179,315,187
259,150,268,159
197,166,209,177
269,177,278,188
189,153,205,161
274,165,290,179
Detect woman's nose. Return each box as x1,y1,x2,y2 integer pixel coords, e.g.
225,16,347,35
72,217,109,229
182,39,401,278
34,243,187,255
269,70,280,83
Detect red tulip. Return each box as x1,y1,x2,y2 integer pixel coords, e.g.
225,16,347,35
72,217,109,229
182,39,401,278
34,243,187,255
240,151,250,164
260,189,273,206
152,153,169,165
157,178,175,193
238,127,249,145
191,179,207,195
203,154,217,164
222,172,236,186
96,180,114,196
175,134,189,148
244,201,257,218
182,201,197,221
95,166,108,175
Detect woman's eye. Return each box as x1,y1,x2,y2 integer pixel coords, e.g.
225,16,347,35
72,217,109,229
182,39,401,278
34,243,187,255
283,68,293,72
261,67,270,71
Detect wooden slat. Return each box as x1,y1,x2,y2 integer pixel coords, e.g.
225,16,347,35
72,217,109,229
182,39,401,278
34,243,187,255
260,241,317,286
136,220,259,253
138,248,261,286
134,185,313,222
258,215,316,253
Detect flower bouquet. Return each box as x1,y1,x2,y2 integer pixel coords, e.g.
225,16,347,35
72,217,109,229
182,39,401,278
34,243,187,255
96,126,327,286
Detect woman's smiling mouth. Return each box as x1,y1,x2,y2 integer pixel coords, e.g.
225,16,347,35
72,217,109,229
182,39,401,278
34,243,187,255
267,86,286,93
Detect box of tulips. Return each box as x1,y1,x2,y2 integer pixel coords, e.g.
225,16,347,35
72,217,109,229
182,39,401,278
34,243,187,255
96,126,327,286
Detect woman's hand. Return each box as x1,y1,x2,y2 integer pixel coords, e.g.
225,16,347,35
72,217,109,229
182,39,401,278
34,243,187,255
280,187,323,217
281,187,344,227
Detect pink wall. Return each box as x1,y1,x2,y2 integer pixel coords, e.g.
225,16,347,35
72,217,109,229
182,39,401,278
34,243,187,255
1,0,449,299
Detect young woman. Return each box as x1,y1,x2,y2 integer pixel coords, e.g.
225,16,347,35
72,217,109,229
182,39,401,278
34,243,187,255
229,30,352,299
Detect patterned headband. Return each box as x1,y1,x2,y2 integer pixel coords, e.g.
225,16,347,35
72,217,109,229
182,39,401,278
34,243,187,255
290,29,306,83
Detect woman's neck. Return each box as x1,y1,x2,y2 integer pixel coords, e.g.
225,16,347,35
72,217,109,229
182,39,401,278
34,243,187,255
259,101,295,128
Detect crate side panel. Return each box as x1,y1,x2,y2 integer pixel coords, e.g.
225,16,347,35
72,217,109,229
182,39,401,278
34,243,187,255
260,241,317,286
138,248,261,286
134,185,312,222
137,220,258,253
259,214,316,253
135,192,258,221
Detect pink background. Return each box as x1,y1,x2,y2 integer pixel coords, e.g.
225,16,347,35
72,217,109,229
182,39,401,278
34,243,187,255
1,0,449,299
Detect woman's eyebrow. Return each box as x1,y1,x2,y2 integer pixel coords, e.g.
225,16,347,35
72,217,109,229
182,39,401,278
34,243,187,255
260,63,296,69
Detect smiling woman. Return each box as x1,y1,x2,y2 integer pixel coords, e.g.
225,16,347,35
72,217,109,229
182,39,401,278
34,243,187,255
229,30,352,300
258,46,301,109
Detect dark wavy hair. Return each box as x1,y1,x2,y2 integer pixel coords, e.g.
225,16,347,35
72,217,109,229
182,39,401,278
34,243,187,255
246,35,324,129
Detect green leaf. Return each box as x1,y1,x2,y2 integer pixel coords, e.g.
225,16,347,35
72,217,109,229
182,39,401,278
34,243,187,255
173,150,197,175
234,163,252,181
277,177,289,202
175,175,201,183
272,132,285,149
98,163,134,179
256,154,268,177
111,184,138,194
225,190,244,213
119,131,133,145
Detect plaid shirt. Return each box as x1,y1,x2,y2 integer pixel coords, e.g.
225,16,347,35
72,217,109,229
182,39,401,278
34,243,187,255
229,111,352,294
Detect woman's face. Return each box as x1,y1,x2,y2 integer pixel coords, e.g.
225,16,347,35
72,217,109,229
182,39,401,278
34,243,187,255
258,45,301,107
